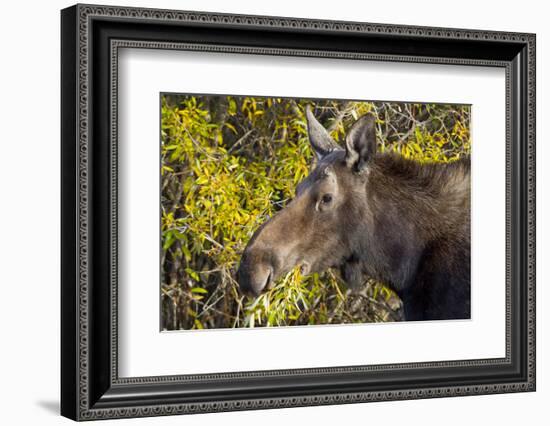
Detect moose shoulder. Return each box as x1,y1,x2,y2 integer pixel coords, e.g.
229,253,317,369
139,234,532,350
237,106,470,321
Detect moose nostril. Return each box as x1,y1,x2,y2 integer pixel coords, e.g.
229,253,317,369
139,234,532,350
237,260,274,297
264,269,273,290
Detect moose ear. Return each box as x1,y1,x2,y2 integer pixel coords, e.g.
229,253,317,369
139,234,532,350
345,114,377,173
305,105,339,159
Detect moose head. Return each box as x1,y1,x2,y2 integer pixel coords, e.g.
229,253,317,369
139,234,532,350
236,106,378,297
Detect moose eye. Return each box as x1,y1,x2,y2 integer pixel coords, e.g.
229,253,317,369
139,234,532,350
321,194,333,204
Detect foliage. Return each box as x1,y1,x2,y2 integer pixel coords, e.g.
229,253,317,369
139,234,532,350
160,94,471,330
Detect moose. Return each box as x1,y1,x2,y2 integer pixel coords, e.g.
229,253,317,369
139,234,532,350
237,106,470,321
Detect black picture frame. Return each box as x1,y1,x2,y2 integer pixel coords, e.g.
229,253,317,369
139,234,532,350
61,4,536,421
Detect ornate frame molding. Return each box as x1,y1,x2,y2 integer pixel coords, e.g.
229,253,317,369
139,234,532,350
61,4,536,421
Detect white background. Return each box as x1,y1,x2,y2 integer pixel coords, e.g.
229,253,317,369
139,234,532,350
119,49,505,377
0,0,547,425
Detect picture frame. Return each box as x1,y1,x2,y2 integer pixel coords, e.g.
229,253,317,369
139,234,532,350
61,3,536,421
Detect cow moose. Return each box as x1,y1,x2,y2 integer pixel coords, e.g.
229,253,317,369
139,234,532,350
236,106,470,321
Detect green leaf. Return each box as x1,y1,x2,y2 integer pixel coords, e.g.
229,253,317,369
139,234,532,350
228,99,237,115
185,267,200,282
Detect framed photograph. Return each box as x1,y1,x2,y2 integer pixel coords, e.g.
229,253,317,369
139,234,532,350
61,4,536,421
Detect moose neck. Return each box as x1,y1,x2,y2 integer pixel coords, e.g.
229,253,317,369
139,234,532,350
351,153,470,291
368,153,470,227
